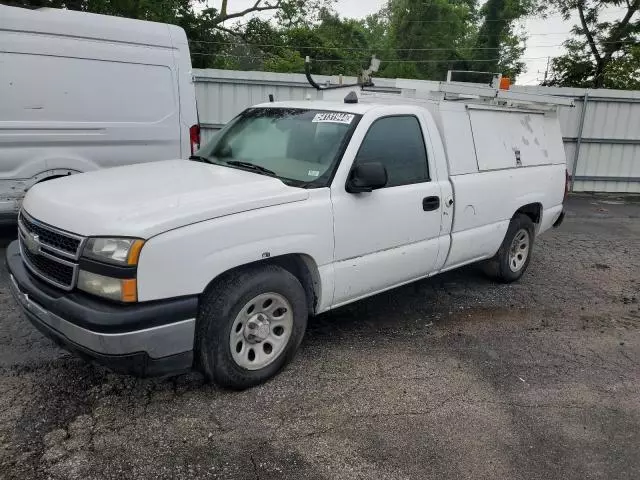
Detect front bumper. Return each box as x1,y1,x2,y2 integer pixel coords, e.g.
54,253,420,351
6,240,198,377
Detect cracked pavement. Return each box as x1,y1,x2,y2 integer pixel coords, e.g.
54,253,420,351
0,194,638,480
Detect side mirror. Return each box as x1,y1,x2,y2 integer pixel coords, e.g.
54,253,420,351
346,162,388,193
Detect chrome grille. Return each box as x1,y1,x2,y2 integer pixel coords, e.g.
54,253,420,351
22,243,75,287
19,211,84,260
18,211,85,291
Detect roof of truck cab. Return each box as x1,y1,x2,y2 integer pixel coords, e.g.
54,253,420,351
0,4,184,48
253,100,381,115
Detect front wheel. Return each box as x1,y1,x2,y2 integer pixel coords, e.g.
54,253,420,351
196,264,308,390
483,214,535,283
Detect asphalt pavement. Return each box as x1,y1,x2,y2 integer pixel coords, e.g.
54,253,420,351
0,194,638,480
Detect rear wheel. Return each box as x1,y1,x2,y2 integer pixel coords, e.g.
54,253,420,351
196,265,307,389
483,214,535,283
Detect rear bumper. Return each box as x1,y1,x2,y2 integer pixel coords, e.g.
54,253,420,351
6,240,197,377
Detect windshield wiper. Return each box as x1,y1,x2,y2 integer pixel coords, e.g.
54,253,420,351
224,160,276,177
189,155,213,164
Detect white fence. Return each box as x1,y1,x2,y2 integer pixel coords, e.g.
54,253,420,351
193,69,640,193
515,86,640,194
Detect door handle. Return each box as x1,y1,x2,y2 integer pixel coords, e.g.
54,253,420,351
422,196,440,212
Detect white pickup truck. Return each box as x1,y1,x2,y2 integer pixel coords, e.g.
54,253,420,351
7,85,568,389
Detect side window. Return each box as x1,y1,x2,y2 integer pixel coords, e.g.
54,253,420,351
354,116,429,187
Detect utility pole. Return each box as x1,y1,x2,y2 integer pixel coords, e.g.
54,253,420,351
542,56,550,86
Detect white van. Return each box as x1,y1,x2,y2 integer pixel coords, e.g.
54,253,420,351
0,5,199,222
8,82,569,389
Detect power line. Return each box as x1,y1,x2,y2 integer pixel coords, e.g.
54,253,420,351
389,7,631,24
190,39,523,51
317,56,552,63
190,51,553,63
189,38,638,52
519,32,575,36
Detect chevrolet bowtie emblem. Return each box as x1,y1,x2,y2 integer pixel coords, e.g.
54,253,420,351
24,232,41,255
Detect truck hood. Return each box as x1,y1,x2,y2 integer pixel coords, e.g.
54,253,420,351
22,160,309,238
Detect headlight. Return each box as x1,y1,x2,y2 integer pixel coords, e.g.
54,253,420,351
79,237,144,302
77,270,137,303
83,238,145,266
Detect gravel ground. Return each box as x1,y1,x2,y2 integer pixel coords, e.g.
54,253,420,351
0,194,638,480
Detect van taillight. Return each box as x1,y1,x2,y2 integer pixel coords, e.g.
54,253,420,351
190,124,200,154
564,169,570,200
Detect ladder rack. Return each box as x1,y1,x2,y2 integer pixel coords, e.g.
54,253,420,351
397,81,575,108
304,57,574,109
440,82,573,106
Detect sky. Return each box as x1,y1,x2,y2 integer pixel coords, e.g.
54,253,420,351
205,0,625,86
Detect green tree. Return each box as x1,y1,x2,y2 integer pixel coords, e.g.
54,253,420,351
472,0,535,78
264,8,373,75
6,0,534,81
603,44,640,89
385,0,477,80
380,0,531,81
5,0,332,69
544,0,639,88
275,0,335,28
360,10,392,54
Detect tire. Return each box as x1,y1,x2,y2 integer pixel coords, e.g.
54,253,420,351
196,264,308,390
483,213,535,283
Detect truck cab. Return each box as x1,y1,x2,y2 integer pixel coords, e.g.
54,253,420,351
7,89,568,389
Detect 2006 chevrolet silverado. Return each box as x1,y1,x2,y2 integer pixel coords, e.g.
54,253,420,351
7,88,567,389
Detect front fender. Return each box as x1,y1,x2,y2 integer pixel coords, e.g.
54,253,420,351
136,191,335,305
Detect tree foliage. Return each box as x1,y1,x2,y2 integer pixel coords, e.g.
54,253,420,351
6,0,535,82
544,0,639,89
472,0,538,77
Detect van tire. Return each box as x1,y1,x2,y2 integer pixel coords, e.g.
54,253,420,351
196,264,307,390
483,214,535,283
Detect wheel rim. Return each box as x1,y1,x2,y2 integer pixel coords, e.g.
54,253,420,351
508,228,530,273
229,292,294,371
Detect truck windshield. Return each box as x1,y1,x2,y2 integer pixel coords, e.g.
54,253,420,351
194,108,361,187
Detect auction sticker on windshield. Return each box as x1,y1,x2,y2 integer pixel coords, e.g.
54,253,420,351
312,112,355,124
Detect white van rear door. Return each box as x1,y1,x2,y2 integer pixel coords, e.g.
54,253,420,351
168,25,198,158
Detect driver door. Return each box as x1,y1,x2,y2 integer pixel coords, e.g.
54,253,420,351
330,112,444,307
